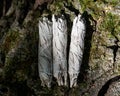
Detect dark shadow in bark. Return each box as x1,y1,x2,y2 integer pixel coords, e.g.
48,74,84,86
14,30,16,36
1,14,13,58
5,0,12,15
106,36,120,67
18,5,29,25
62,10,73,89
8,81,36,96
0,85,8,96
0,0,12,17
15,0,30,25
98,75,120,96
25,29,39,80
34,2,48,14
77,11,96,84
64,2,79,16
0,0,4,18
0,51,5,67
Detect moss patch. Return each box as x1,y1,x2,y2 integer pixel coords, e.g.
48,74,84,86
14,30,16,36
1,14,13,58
1,29,20,54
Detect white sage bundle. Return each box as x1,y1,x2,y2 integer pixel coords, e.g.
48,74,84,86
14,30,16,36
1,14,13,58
69,14,86,87
38,17,53,87
52,15,68,86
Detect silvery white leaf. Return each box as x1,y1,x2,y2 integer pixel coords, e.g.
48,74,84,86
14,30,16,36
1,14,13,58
38,17,53,87
52,14,68,86
69,14,86,88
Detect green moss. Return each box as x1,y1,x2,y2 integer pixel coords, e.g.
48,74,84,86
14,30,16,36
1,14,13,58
99,13,119,37
33,10,41,19
78,0,103,20
78,0,119,21
3,55,18,81
103,0,119,6
50,0,65,14
84,93,89,96
15,70,27,82
79,0,93,11
1,29,20,54
79,82,87,88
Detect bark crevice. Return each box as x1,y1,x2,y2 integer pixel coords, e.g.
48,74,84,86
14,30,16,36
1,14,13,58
98,75,120,96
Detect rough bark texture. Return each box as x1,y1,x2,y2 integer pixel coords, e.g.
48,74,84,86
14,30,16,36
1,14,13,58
0,0,120,96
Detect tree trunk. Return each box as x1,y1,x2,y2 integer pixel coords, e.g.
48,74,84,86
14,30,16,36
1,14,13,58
0,0,120,96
